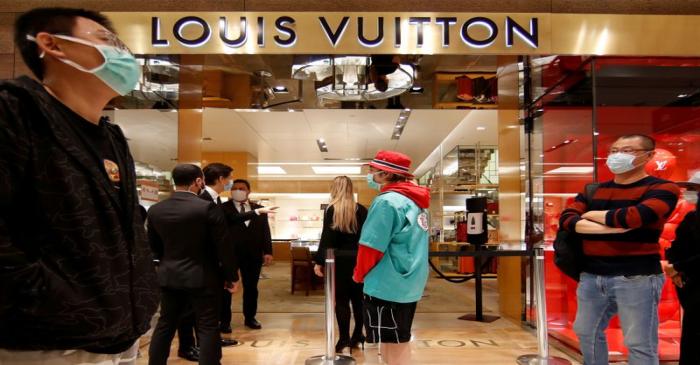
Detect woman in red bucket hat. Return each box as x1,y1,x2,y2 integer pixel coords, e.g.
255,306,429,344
353,150,431,365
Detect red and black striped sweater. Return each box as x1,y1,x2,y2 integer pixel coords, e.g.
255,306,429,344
560,176,680,276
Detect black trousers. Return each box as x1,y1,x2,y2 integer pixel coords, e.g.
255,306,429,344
177,308,197,351
335,263,364,341
149,287,221,365
680,305,700,365
240,259,263,320
219,259,263,327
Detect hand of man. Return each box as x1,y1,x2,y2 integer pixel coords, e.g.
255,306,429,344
672,275,685,288
225,280,240,293
263,254,274,266
662,261,678,277
581,210,608,225
314,264,324,277
256,206,279,215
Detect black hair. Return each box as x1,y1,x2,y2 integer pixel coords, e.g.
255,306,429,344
385,172,408,183
233,179,251,191
172,164,203,187
203,163,233,186
14,7,115,80
617,134,656,151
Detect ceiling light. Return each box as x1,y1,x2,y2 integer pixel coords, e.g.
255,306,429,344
545,166,594,175
257,166,287,174
292,56,415,101
476,126,486,131
392,108,412,140
316,138,328,152
273,85,289,93
312,166,362,174
678,93,691,98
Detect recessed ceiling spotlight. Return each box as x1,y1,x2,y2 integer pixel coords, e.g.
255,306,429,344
316,138,328,152
476,126,486,131
273,85,289,93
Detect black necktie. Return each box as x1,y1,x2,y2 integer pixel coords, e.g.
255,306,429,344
239,202,246,213
216,197,222,205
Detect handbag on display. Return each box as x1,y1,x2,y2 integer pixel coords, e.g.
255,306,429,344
553,183,599,281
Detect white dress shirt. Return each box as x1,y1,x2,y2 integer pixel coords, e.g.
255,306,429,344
203,186,220,204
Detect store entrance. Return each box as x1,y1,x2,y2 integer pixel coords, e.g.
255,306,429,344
115,54,547,364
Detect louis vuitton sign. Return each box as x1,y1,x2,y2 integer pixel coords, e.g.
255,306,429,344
107,12,546,55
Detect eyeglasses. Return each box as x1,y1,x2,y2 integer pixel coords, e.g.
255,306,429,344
608,148,653,154
27,30,132,55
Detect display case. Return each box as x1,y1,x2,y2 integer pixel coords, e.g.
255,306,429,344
250,193,329,240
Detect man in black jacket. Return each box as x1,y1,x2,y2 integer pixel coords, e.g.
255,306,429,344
665,175,700,365
147,164,240,365
222,179,275,330
175,163,238,362
0,7,158,364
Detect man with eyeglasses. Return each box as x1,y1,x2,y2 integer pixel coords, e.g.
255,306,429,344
0,8,158,364
560,134,680,365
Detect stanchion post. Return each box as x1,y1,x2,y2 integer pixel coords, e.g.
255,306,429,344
305,249,356,365
516,245,571,365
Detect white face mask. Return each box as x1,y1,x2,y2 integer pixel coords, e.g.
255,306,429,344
232,189,248,202
606,152,638,174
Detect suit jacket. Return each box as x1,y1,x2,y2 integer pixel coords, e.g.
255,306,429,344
148,192,239,290
221,200,273,262
0,77,158,352
200,189,259,222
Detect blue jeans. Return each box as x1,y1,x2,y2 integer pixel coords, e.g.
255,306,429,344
573,273,665,365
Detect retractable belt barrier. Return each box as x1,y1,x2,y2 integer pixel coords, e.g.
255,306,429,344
305,249,356,365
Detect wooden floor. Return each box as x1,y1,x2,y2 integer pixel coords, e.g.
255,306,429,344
135,312,581,364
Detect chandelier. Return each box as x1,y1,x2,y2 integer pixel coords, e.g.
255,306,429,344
292,56,414,101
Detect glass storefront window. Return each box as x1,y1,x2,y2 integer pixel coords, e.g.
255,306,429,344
532,56,700,362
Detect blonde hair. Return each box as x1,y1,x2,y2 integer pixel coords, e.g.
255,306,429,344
329,176,358,234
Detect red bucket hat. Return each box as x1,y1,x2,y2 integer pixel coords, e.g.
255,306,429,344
368,150,414,178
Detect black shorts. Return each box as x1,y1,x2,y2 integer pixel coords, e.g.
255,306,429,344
363,295,417,344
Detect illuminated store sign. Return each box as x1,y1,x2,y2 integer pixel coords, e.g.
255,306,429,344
151,15,538,49
107,12,700,56
110,12,546,55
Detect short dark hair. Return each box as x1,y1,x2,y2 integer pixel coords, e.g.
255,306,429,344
14,7,115,80
203,163,233,186
617,134,656,151
233,179,251,191
172,164,203,187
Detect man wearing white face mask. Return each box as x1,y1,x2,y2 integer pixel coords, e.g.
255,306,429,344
221,180,277,330
0,7,158,365
560,134,680,365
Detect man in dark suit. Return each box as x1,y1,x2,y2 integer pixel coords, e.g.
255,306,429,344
147,164,240,365
175,163,240,360
222,179,275,330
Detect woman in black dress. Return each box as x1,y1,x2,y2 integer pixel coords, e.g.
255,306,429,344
314,176,368,353
665,183,700,365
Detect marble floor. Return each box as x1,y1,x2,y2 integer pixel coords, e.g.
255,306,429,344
135,312,582,365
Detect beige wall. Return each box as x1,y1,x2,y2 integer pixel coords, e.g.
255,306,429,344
255,179,378,208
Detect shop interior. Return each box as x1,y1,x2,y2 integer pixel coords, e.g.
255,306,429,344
112,53,698,363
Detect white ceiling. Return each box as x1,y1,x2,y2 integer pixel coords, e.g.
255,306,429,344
113,110,179,171
202,108,478,178
112,108,499,179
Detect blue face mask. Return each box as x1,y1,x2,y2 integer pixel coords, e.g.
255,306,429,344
606,152,637,174
29,34,141,96
223,180,234,192
366,173,381,191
